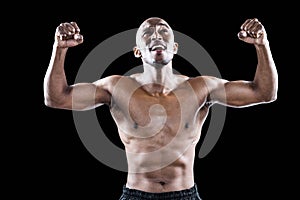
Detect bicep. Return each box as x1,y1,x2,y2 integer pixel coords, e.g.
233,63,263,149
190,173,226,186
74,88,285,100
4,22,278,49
222,80,261,107
61,81,111,111
71,82,111,110
207,77,261,107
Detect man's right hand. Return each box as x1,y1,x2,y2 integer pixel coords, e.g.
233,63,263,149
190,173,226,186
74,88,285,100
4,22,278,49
55,22,83,48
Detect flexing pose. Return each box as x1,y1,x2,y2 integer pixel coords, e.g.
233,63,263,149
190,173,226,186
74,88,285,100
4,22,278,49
44,17,278,199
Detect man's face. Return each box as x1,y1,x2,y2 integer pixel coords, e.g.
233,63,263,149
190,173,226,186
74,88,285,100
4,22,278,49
135,18,178,66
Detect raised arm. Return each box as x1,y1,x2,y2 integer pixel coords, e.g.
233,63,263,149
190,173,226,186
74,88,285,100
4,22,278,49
205,18,278,107
43,22,111,111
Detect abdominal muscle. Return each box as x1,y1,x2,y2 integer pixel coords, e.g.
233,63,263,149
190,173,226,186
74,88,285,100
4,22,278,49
121,128,198,193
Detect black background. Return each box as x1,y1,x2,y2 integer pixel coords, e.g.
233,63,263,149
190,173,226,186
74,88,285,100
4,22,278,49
8,2,297,200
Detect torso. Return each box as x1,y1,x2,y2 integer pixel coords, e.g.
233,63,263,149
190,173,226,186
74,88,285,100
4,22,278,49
108,74,210,192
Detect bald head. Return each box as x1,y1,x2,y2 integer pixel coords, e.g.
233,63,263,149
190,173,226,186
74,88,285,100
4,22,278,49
133,17,178,66
140,17,170,29
136,17,174,47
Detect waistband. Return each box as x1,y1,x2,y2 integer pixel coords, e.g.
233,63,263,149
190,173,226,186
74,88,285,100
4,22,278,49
122,183,200,199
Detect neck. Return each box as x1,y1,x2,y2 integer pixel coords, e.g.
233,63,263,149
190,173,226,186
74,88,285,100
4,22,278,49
140,62,175,94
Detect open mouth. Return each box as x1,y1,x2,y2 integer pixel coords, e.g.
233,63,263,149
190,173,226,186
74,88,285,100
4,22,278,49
149,44,166,51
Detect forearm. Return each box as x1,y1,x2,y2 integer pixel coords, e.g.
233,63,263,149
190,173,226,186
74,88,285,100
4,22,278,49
253,41,278,101
43,45,70,107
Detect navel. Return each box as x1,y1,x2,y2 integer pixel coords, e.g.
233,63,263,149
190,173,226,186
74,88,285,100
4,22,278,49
159,181,166,186
133,122,139,129
185,123,189,129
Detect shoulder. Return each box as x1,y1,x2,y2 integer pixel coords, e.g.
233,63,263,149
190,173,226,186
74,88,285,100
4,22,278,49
92,75,129,92
186,75,209,85
93,75,124,85
188,75,228,90
174,74,189,86
129,73,142,79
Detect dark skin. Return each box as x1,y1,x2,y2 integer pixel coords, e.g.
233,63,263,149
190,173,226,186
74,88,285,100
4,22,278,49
44,17,278,192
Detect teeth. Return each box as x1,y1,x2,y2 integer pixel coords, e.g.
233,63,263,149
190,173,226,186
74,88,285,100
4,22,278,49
151,45,165,51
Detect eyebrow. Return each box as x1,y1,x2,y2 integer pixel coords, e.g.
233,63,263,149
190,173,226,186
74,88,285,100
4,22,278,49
144,22,170,29
157,23,169,29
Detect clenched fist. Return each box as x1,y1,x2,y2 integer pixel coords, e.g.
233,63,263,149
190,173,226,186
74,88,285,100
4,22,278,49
238,18,268,45
55,22,83,48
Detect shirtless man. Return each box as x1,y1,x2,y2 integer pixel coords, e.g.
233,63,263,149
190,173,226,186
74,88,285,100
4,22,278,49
43,17,278,199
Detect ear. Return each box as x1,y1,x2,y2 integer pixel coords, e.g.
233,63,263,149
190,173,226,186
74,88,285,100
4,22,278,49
133,46,142,58
173,42,178,54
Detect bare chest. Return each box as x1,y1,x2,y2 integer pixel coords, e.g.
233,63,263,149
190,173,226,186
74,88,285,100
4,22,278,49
111,85,203,135
129,92,181,126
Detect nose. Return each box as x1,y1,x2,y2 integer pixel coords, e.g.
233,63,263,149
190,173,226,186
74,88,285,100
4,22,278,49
151,29,162,40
